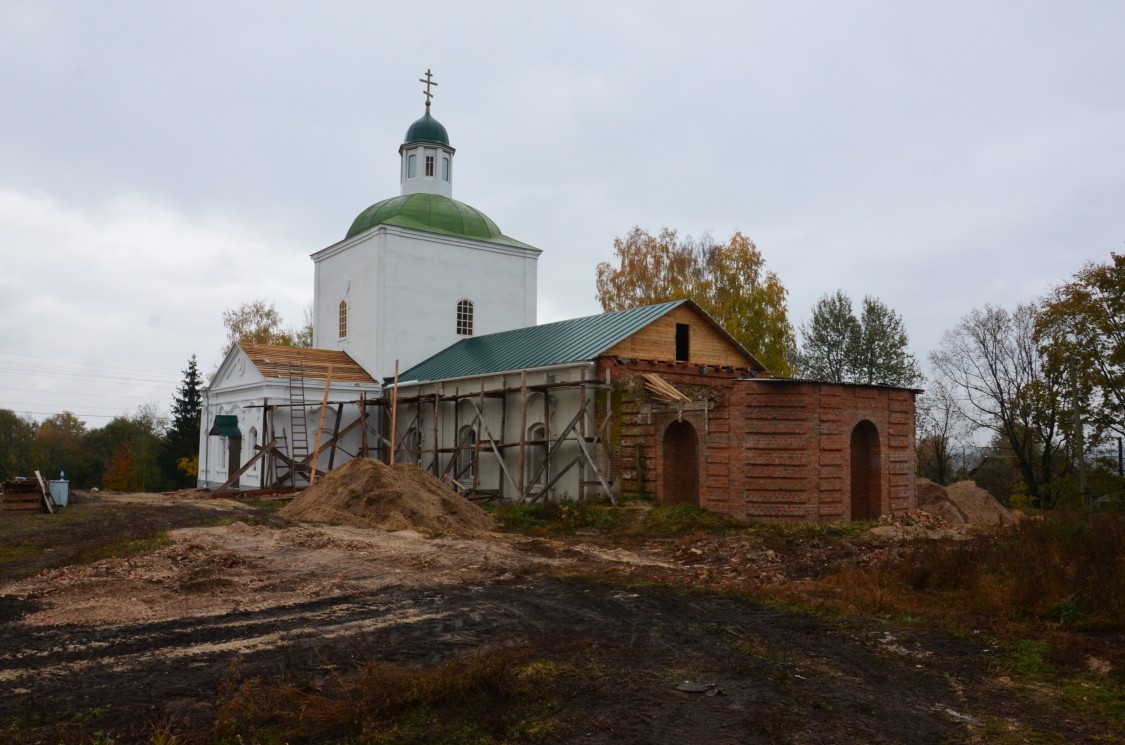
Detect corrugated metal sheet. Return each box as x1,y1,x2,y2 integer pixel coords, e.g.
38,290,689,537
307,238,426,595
239,344,378,384
398,300,688,382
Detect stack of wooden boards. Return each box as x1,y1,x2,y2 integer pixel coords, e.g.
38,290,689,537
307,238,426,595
1,479,45,515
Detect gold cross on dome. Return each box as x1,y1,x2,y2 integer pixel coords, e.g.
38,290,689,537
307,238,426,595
419,68,438,110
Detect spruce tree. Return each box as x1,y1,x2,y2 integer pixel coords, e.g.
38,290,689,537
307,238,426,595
162,355,203,487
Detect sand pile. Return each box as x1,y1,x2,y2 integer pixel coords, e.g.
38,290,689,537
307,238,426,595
944,480,1017,528
916,479,1016,529
280,457,495,535
915,478,970,526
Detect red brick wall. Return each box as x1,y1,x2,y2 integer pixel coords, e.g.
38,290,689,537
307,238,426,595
728,380,916,521
596,358,917,522
596,357,747,505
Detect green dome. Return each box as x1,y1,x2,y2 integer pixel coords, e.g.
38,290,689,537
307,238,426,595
346,193,531,248
403,111,450,146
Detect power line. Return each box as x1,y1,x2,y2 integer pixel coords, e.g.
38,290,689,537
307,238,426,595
0,385,165,399
0,364,177,386
0,351,187,377
0,401,157,411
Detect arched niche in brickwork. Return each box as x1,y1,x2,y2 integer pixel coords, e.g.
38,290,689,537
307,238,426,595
849,420,882,520
661,420,700,506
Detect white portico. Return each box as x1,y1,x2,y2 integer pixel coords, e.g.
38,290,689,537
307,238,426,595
311,70,540,381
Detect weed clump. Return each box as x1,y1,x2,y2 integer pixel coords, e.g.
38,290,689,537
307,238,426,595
487,499,623,534
639,504,745,535
830,511,1125,632
214,645,570,744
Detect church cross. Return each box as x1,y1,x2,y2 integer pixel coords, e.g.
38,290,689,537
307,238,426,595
419,69,438,111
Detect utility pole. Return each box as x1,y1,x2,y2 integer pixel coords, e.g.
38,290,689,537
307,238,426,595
1070,353,1088,509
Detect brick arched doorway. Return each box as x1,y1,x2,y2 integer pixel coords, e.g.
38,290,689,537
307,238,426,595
662,420,700,506
850,420,882,519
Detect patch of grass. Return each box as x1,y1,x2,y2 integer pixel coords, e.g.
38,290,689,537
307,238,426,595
73,533,173,564
0,544,39,567
0,499,251,580
214,644,575,744
1059,676,1125,722
638,504,745,535
487,499,624,534
740,518,874,541
1003,639,1054,678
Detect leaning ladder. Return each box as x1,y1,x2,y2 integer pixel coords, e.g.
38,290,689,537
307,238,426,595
288,362,310,485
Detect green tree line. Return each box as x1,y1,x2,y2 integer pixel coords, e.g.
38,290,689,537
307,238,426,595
596,226,1122,509
924,252,1125,508
0,356,203,491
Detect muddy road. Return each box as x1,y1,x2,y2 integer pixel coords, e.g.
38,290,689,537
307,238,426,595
3,576,1033,744
0,494,1117,743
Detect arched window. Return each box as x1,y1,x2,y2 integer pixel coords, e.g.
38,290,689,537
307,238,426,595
407,153,417,178
425,154,435,176
400,425,422,465
338,301,347,338
456,300,474,336
442,157,450,181
526,423,547,494
247,427,259,475
457,425,476,482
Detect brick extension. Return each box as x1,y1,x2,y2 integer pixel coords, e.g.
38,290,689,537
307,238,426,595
597,358,917,522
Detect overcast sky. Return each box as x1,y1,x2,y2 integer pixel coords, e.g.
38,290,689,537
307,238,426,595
1,1,1122,428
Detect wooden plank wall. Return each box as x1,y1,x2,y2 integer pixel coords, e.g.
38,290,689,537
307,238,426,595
605,305,759,369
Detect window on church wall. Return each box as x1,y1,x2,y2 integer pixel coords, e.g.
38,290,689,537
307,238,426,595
442,157,450,181
425,155,435,177
408,154,417,178
457,300,474,336
338,301,347,338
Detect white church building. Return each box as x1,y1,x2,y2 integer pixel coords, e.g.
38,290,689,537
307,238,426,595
198,75,542,491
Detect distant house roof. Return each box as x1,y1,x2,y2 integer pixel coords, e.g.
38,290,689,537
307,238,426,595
397,300,761,383
239,344,378,384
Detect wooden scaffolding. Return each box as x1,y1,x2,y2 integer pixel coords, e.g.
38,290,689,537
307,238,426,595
386,369,617,504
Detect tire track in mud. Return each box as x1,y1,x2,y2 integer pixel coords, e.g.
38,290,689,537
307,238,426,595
0,593,447,686
0,578,1092,744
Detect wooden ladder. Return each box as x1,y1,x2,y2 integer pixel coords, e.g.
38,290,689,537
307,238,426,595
287,362,311,485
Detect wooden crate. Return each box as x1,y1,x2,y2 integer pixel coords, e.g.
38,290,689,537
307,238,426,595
0,481,44,515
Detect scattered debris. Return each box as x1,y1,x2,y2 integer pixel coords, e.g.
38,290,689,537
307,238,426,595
869,509,969,540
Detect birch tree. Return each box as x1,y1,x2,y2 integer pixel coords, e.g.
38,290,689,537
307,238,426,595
596,227,796,376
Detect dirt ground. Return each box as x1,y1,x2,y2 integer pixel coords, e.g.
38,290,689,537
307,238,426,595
0,491,1118,744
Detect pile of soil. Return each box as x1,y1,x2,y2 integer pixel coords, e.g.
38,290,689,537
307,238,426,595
916,479,1016,529
944,480,1018,528
916,478,971,526
280,458,495,535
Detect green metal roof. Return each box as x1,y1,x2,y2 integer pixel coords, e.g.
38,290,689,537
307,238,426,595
345,193,535,248
397,300,691,382
404,111,449,146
